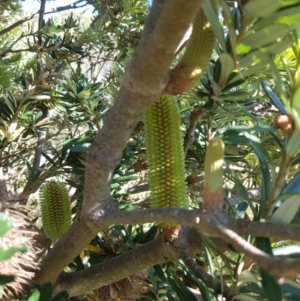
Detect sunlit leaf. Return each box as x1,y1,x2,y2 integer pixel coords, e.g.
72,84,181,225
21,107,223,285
243,0,281,19
269,194,300,224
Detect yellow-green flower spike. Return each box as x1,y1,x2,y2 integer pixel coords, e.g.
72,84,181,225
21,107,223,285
166,1,217,95
144,96,188,211
39,181,71,242
144,2,218,227
203,137,225,211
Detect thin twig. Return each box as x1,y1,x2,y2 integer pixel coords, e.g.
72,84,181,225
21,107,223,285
37,0,47,77
209,213,300,279
45,0,86,13
178,246,230,296
0,12,38,36
0,33,27,58
183,108,205,155
32,135,46,172
0,167,8,201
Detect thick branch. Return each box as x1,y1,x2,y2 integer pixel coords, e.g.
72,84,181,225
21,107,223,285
36,213,96,284
52,236,178,297
37,207,300,288
52,226,204,297
92,209,300,243
36,0,300,291
138,0,166,49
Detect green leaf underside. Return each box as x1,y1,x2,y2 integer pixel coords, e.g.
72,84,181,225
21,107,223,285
144,96,188,210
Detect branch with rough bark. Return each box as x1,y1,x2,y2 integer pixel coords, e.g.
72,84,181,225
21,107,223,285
39,207,300,296
35,0,300,298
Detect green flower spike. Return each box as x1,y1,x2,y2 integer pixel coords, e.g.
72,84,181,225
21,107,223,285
203,137,225,211
39,181,71,242
144,2,218,229
166,0,217,95
144,96,188,211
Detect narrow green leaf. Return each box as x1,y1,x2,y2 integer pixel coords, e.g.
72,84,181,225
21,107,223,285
186,270,212,301
168,274,198,301
239,283,266,296
286,128,300,157
235,43,252,55
202,0,226,51
0,274,14,285
244,133,272,217
219,53,235,84
260,268,282,301
236,201,249,217
38,282,52,301
256,238,282,301
21,156,35,175
238,270,259,284
283,281,300,298
27,288,41,301
269,194,300,224
113,175,138,183
233,295,261,301
226,173,257,218
70,143,90,152
251,2,300,30
213,58,221,84
153,264,166,282
202,243,218,292
262,81,287,114
228,63,267,84
42,152,57,166
0,246,27,262
283,172,300,194
273,245,300,256
223,77,246,92
243,0,281,18
238,37,293,68
242,24,292,50
166,292,177,301
268,58,289,105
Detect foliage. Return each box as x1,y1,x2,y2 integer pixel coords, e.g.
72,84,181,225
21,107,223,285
0,0,300,300
27,282,69,301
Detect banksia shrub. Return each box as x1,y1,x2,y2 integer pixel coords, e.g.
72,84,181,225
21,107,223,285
39,181,71,242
